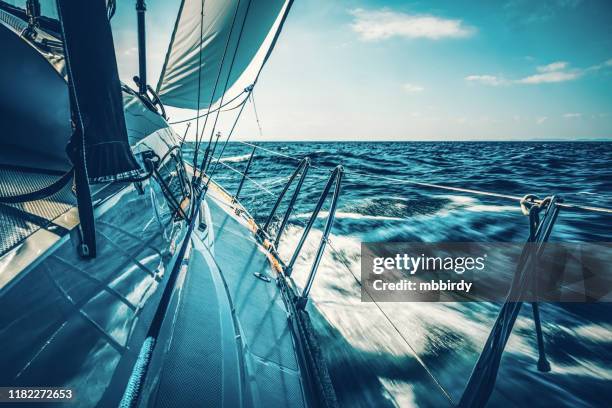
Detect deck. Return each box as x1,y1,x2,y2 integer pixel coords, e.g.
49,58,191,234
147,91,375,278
141,185,308,407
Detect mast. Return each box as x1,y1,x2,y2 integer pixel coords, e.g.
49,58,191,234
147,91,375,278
136,0,147,95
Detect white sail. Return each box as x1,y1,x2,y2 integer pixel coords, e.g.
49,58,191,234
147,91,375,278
157,0,288,110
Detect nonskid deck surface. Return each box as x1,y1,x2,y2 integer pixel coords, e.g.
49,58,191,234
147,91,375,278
0,165,75,256
145,188,307,408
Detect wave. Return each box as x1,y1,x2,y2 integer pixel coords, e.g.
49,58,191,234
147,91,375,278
275,223,610,407
184,140,612,406
220,153,251,163
294,211,405,221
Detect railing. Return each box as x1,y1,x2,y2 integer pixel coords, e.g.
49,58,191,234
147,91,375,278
232,146,256,203
205,145,344,311
260,157,310,247
458,195,561,408
200,141,612,407
287,165,343,309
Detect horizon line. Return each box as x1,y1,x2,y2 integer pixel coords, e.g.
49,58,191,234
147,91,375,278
180,138,612,143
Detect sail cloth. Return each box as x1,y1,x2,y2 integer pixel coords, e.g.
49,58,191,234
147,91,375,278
157,0,288,110
57,0,141,182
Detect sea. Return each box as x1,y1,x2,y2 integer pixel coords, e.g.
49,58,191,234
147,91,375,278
185,141,611,408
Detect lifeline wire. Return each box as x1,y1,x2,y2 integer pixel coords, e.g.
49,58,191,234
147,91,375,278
233,141,612,215
266,203,455,405
326,239,456,406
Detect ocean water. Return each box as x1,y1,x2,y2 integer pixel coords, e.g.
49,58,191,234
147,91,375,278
186,141,612,407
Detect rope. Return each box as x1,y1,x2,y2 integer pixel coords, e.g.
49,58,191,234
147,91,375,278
250,90,263,138
169,89,250,125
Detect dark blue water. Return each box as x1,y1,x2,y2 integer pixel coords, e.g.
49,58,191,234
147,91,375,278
186,141,612,407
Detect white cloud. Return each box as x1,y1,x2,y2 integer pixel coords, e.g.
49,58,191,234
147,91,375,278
536,61,568,72
465,75,508,86
402,83,424,93
517,70,580,84
536,116,548,125
349,8,475,41
563,112,582,118
464,59,611,86
586,58,612,72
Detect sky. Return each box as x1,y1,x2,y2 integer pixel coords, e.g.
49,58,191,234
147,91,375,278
110,0,612,141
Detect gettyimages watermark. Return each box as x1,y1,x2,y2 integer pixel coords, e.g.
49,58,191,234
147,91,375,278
361,242,612,302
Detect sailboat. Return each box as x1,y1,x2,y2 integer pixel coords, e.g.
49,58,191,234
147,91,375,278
4,1,611,408
0,0,340,406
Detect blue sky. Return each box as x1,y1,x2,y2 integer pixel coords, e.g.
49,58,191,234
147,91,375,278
111,0,612,141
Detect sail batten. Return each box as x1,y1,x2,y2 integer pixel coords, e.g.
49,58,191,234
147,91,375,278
157,0,287,110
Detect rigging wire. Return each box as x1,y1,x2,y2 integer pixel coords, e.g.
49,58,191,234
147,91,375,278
169,88,250,125
193,0,244,172
205,96,250,183
238,141,299,161
178,121,191,150
199,0,253,175
192,0,205,168
200,0,296,179
250,89,263,138
206,95,455,403
348,171,612,215
194,0,296,204
215,140,608,404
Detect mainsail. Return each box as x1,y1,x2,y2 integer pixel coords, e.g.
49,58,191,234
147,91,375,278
157,0,289,110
